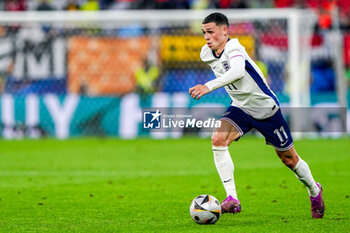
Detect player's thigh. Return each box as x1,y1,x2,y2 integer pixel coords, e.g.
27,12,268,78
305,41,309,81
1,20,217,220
211,119,240,146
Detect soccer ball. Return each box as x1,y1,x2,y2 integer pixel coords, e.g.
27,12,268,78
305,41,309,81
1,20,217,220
189,194,221,224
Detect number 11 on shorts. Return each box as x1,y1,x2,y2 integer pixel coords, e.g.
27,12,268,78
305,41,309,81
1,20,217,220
274,126,288,143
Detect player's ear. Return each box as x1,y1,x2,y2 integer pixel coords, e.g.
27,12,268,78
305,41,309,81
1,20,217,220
222,25,228,36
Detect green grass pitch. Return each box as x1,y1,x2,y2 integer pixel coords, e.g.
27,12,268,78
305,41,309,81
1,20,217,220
0,137,349,232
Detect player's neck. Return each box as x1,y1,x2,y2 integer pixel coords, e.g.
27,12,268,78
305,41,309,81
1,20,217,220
213,37,228,57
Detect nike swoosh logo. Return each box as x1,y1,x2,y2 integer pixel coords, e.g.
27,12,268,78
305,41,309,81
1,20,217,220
281,141,288,147
223,179,232,183
316,206,325,215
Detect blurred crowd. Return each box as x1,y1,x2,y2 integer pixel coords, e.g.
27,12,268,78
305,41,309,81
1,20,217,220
1,0,349,10
0,0,349,94
0,0,349,30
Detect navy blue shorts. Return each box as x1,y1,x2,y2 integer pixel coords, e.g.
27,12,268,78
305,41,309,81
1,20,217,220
221,106,293,151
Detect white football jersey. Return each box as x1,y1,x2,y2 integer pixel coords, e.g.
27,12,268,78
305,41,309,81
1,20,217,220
200,38,279,119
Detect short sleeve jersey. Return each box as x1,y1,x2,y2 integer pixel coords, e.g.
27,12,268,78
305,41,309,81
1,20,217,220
200,38,279,119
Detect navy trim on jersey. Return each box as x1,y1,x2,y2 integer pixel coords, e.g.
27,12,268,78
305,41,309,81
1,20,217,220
212,49,224,59
245,61,280,106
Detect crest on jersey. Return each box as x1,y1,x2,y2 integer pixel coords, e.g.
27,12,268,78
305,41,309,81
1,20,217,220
222,61,230,71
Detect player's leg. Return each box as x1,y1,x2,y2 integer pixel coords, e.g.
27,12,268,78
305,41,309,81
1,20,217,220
275,147,319,195
252,109,324,218
211,119,241,213
212,120,241,146
211,120,240,200
275,147,325,218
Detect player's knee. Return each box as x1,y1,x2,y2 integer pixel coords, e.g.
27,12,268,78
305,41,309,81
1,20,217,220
211,133,227,146
277,151,298,169
281,157,295,169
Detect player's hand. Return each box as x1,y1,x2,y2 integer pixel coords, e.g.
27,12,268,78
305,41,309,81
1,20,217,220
189,84,210,100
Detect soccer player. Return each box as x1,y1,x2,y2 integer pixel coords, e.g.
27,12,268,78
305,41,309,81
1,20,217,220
189,12,325,219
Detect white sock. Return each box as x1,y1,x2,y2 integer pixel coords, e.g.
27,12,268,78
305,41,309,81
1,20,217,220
293,157,320,197
212,146,238,199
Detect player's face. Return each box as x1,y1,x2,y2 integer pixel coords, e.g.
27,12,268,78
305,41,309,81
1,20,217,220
202,22,228,53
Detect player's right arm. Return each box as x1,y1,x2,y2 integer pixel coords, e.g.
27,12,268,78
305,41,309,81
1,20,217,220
204,56,245,91
189,55,244,100
189,84,210,100
198,41,246,93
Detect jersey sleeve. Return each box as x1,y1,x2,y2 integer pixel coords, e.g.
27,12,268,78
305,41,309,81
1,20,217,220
200,44,212,63
204,40,246,92
226,39,245,66
204,57,245,91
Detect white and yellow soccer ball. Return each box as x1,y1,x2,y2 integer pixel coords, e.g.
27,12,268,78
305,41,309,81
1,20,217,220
189,194,221,224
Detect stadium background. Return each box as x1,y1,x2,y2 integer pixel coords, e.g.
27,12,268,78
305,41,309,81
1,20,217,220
0,0,349,139
0,1,349,232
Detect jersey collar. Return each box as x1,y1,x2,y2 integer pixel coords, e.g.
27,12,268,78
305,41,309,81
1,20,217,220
212,38,230,59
